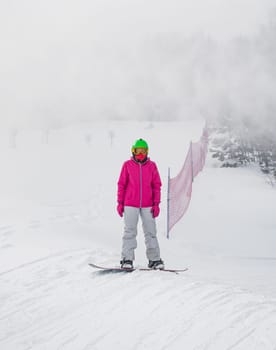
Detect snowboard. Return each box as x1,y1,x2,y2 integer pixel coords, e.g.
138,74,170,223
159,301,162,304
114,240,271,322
89,263,188,274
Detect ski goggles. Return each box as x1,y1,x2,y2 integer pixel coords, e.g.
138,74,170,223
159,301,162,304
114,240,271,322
132,148,148,155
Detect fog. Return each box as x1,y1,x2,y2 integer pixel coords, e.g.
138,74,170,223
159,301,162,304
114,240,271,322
0,0,275,131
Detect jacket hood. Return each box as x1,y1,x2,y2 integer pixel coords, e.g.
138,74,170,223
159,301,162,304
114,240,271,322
131,156,150,165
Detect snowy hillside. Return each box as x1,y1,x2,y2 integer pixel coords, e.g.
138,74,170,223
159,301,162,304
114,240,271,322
1,120,276,349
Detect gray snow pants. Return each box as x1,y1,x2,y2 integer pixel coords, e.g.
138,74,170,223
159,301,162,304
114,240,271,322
121,206,161,261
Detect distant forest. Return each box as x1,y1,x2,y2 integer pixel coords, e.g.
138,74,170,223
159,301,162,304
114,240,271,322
209,116,276,185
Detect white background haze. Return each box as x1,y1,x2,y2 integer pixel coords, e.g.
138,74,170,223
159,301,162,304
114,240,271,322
0,0,276,130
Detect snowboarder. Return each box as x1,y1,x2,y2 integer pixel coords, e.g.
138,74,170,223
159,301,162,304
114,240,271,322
117,138,164,270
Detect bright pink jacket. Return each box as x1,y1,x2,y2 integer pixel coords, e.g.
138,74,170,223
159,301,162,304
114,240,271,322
117,158,162,208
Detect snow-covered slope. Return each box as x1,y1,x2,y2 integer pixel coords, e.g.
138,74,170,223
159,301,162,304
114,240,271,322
1,120,276,349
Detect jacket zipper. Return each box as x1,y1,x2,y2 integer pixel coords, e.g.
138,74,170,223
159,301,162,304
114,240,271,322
139,163,142,208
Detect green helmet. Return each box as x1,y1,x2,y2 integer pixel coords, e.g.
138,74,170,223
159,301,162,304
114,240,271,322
131,138,149,153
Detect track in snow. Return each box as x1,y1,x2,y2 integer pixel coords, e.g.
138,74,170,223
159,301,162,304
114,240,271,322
1,249,276,350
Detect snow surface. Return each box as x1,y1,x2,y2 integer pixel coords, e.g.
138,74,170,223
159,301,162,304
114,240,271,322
1,120,276,349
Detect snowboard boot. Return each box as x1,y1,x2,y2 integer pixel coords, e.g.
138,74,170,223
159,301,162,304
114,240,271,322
120,259,133,269
148,259,165,270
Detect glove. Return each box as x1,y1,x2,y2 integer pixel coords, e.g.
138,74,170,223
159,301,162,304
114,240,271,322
117,203,124,217
151,204,160,218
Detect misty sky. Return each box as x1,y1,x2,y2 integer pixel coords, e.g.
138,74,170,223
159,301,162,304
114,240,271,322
0,0,275,129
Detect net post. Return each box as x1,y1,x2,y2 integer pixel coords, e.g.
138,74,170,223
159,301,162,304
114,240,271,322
166,167,170,239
